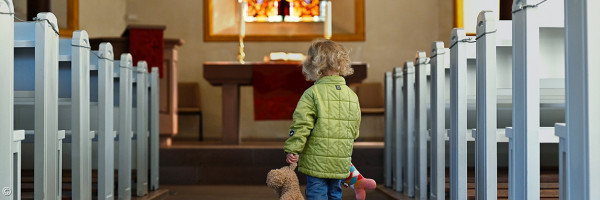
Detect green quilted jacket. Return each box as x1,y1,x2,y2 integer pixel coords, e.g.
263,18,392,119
284,75,361,179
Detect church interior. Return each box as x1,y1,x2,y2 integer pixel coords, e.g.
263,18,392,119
1,0,598,199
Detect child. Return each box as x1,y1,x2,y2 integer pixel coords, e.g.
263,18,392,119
284,39,361,200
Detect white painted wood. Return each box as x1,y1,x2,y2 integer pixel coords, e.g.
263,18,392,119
512,0,542,198
511,0,565,198
449,28,469,200
57,130,65,200
14,12,61,200
10,131,24,200
403,61,415,198
150,67,160,190
564,0,600,199
135,61,149,196
414,52,428,200
67,30,92,200
95,43,115,200
553,123,566,200
384,72,393,188
393,67,404,192
0,1,17,199
430,41,446,200
475,11,498,200
118,54,133,200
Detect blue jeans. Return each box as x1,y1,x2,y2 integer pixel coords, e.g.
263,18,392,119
306,175,343,200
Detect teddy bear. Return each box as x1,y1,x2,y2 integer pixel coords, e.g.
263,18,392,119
343,163,377,200
266,162,305,200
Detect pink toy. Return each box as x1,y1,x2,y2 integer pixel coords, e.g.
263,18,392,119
343,163,377,200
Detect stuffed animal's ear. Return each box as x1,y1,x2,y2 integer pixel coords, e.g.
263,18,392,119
289,162,297,170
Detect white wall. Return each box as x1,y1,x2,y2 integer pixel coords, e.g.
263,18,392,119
80,0,455,140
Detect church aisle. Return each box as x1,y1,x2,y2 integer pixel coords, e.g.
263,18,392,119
161,185,399,200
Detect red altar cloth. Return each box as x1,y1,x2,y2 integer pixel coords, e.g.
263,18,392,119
252,63,313,120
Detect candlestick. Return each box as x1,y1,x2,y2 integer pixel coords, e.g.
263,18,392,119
238,0,246,63
324,0,332,39
240,0,246,37
238,37,245,64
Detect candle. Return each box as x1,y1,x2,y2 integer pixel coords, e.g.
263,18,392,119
324,1,332,39
240,0,246,37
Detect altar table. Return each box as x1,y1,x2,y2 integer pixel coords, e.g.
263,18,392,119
203,61,367,144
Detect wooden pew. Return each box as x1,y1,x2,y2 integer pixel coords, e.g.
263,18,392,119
392,67,404,193
14,12,65,200
511,0,565,198
115,54,134,200
383,66,405,193
90,42,116,200
387,45,450,200
383,72,393,189
57,30,95,200
383,3,570,198
414,52,428,199
429,42,448,199
6,9,160,200
0,1,25,199
562,0,600,199
132,61,149,197
402,61,416,197
474,11,500,199
149,67,160,191
391,66,405,193
448,28,472,200
89,36,182,147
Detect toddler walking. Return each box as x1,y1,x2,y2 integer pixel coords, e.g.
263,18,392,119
284,39,361,200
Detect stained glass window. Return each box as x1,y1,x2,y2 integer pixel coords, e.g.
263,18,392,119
245,0,325,22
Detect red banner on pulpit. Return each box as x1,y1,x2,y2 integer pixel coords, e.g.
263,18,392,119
125,25,165,78
252,63,314,120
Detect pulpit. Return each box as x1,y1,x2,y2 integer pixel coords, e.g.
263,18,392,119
90,25,182,147
204,61,367,144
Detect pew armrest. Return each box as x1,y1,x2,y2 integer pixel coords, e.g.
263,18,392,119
13,130,25,142
90,131,97,140
554,123,567,138
505,127,513,139
58,130,66,140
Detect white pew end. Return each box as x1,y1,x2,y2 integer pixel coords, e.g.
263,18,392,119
414,51,428,200
116,53,134,199
429,41,447,200
14,12,61,200
90,42,116,200
0,1,20,199
150,67,160,190
403,61,416,198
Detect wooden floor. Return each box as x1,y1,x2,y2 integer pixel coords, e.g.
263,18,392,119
18,140,558,199
161,184,398,200
21,170,169,200
160,140,385,185
162,140,560,199
377,167,559,200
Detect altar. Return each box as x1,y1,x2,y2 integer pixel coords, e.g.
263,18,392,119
204,61,367,144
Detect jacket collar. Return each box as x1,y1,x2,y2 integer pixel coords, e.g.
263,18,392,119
315,75,346,85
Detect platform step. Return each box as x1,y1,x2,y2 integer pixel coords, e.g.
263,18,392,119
159,141,385,185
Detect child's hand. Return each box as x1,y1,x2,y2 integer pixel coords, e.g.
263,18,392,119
286,153,298,164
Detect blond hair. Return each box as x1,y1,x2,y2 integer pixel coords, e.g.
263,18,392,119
302,39,353,81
